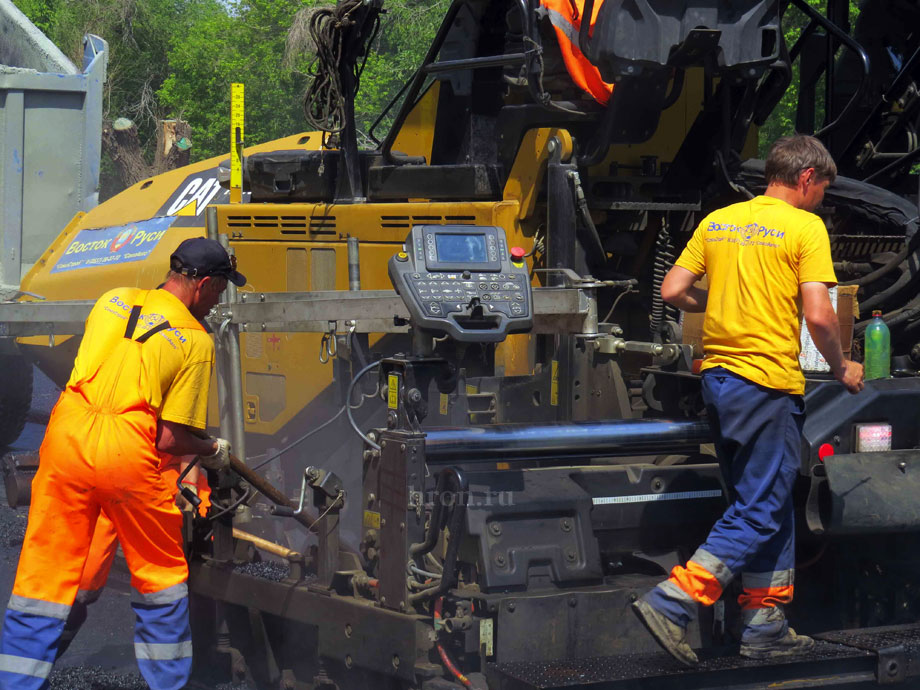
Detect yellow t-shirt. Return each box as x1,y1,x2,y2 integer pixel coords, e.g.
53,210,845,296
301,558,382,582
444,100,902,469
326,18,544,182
68,287,215,428
675,195,837,395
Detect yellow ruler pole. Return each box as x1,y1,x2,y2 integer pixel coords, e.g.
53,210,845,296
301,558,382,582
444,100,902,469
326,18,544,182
230,83,245,204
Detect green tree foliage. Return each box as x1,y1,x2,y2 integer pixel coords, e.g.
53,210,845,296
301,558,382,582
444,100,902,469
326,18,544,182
13,0,444,194
354,0,448,143
757,0,860,156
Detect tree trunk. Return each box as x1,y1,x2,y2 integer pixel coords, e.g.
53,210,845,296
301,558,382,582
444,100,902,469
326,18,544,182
102,118,150,188
153,119,193,174
101,118,192,191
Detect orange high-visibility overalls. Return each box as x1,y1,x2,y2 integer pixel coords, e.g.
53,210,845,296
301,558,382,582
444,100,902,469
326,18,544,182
1,293,206,690
55,454,212,659
540,0,614,104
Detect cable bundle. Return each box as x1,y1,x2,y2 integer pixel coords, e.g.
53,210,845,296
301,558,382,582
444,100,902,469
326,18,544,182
302,0,380,133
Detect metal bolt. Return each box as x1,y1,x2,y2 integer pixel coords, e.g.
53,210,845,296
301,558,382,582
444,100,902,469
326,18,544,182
380,596,387,605
399,522,405,531
400,444,406,451
899,462,907,472
381,440,387,448
560,518,572,532
399,601,406,612
568,597,577,608
629,592,638,602
507,602,515,612
345,624,353,638
345,655,353,669
392,654,401,669
489,522,502,537
408,388,422,403
367,493,376,505
565,548,577,562
494,553,506,567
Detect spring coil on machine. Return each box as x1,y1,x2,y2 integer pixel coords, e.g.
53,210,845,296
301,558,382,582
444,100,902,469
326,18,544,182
650,218,676,342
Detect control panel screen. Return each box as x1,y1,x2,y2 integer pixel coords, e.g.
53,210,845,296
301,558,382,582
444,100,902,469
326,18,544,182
435,233,487,264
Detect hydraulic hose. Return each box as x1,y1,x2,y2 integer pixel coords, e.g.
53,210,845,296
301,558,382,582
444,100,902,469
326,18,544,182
409,467,468,603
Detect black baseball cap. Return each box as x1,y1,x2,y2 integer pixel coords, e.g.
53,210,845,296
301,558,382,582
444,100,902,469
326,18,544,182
170,237,246,286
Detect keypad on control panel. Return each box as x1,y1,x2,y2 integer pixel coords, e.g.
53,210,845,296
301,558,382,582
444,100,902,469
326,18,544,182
408,271,529,317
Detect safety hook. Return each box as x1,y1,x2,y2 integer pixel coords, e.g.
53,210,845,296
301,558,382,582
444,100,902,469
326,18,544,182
319,321,337,363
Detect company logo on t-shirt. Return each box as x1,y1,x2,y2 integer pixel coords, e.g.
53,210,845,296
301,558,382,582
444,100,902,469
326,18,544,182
705,221,785,248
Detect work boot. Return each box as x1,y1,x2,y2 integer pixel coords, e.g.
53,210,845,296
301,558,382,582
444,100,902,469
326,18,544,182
631,598,699,667
740,628,816,660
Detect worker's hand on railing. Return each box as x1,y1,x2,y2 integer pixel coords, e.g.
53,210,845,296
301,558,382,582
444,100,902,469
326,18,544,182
199,437,231,470
834,359,865,394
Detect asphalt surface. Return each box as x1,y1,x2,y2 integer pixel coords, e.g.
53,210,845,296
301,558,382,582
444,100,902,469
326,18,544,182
0,367,249,689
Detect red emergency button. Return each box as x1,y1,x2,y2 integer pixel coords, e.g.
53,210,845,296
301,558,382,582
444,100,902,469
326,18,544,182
510,247,526,261
818,443,835,462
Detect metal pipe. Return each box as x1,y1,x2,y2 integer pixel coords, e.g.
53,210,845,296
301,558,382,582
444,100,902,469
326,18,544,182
212,214,247,464
347,237,361,291
422,53,526,75
423,419,712,463
208,207,238,456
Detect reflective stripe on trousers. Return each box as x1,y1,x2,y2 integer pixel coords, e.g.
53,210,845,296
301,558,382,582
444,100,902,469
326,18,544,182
643,369,802,638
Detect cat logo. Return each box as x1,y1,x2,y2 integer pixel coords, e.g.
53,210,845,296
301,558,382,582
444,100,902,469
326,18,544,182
164,173,223,217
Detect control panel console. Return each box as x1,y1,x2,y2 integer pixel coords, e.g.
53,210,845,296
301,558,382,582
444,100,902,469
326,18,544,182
388,225,532,342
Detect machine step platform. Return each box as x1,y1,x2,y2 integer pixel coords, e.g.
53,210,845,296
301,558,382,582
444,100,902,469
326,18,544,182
488,623,920,689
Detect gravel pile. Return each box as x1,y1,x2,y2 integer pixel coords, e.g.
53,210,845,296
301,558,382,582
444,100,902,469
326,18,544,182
48,667,148,689
48,667,256,689
0,504,27,549
232,560,290,582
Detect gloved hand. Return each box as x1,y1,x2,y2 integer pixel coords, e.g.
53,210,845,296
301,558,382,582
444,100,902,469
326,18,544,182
199,437,231,470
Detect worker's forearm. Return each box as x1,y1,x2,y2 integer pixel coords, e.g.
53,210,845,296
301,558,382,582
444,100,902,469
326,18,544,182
806,317,846,375
179,458,200,485
156,421,218,457
665,286,708,313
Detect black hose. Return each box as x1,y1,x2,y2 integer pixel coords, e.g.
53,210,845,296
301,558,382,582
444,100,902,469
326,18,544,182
409,469,452,557
408,467,468,602
843,243,911,288
857,247,920,312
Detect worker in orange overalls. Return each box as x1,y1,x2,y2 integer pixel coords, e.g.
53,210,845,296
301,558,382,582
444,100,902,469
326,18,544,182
0,237,245,690
54,453,212,659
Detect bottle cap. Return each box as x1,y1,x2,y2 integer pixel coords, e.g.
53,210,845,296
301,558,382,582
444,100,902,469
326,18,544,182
872,310,882,317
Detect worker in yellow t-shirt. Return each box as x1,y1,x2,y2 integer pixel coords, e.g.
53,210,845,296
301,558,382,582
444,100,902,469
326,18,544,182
0,238,245,690
633,135,863,667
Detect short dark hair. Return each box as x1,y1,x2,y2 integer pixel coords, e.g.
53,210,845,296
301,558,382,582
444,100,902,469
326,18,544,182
764,135,837,186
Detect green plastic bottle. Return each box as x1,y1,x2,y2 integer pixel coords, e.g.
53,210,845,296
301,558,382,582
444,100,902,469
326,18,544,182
864,310,890,380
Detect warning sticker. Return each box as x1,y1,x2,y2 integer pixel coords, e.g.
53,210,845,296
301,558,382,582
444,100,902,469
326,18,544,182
51,217,175,274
